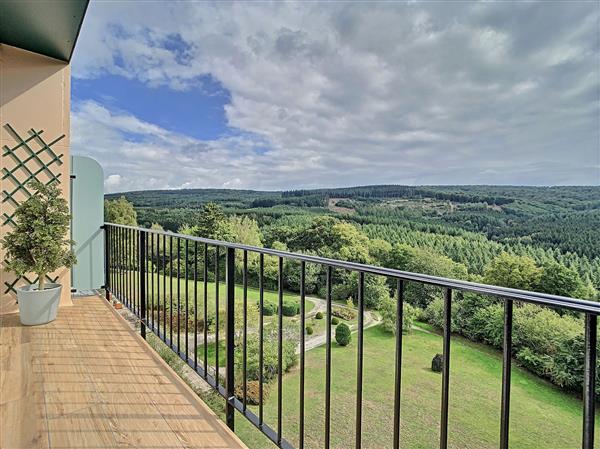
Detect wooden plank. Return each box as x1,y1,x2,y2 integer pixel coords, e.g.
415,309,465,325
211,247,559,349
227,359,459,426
1,295,248,449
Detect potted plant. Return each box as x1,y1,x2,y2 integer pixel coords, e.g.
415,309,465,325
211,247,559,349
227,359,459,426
2,180,76,325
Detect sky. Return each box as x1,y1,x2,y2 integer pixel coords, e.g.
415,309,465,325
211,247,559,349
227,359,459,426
70,1,600,193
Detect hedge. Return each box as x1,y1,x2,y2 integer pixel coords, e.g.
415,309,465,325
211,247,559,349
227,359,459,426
423,292,600,396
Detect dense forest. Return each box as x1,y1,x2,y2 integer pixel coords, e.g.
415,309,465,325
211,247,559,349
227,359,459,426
106,185,600,291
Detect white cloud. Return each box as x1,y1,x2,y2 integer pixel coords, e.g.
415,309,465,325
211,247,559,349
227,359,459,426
72,1,600,190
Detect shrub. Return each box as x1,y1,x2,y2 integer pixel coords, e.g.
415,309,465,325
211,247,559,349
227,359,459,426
332,305,357,321
315,311,324,320
306,325,314,335
281,300,300,317
331,317,340,325
335,323,351,346
237,335,297,382
379,297,417,334
259,301,277,316
423,298,460,332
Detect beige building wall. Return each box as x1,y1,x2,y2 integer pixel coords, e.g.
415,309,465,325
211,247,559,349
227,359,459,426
0,44,72,313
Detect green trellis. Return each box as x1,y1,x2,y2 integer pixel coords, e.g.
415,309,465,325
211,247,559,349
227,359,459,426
2,123,64,294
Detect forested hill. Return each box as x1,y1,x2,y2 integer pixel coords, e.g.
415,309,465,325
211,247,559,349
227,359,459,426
106,185,600,289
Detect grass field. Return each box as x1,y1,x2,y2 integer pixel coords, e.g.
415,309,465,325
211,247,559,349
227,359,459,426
115,271,314,317
233,325,600,449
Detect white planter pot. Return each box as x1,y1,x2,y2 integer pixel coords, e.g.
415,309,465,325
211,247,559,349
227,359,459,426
16,283,62,326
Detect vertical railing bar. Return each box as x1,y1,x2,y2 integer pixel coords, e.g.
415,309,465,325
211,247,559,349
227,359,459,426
113,228,121,300
325,265,332,449
355,271,366,449
500,299,513,449
170,235,174,349
393,279,404,449
583,313,597,449
118,227,122,304
136,230,140,315
123,227,126,305
440,288,452,449
194,241,199,370
125,228,129,307
104,226,110,301
107,226,115,298
123,228,126,305
113,228,123,302
277,256,284,444
185,239,189,362
146,231,150,327
131,230,135,312
299,261,306,449
225,247,236,431
150,232,154,330
215,246,220,386
162,234,166,342
259,253,265,426
156,232,160,336
123,228,126,308
137,231,140,319
204,243,208,377
129,229,133,312
243,250,248,411
139,230,146,339
177,238,181,356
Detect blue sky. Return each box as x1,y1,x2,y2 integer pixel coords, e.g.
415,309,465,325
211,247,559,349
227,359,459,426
73,74,231,140
70,1,599,193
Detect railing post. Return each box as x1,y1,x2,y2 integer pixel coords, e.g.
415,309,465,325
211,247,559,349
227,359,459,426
440,288,452,449
103,225,110,301
139,230,146,339
225,246,236,431
583,313,597,449
500,299,513,449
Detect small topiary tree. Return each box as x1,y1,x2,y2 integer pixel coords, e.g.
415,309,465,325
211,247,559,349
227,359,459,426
281,300,300,316
258,301,277,316
2,181,76,290
335,323,351,346
306,325,314,335
315,311,323,320
331,316,340,325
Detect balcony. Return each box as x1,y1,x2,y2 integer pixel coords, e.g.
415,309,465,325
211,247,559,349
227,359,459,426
1,222,599,448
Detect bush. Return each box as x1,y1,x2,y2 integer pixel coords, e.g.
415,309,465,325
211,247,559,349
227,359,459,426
281,300,300,317
331,317,340,325
335,323,351,346
332,305,357,321
315,311,323,319
259,301,277,316
379,297,417,334
422,292,600,397
306,325,314,335
237,335,297,382
423,298,460,332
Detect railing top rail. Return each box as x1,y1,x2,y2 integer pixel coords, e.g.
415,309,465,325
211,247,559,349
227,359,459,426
104,222,600,314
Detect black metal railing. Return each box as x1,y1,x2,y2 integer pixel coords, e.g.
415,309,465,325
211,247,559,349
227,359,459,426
103,223,599,449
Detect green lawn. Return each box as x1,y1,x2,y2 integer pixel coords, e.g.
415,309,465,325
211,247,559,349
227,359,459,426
306,313,355,336
117,270,314,317
233,325,600,449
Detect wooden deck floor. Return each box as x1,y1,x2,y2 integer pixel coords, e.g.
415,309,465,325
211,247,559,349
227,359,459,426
0,295,247,449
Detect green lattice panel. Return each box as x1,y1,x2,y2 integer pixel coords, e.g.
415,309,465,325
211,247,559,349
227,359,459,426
2,123,65,295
